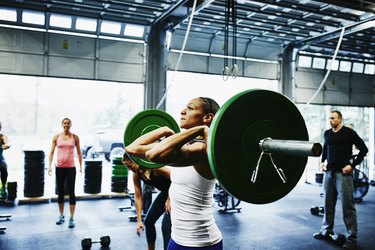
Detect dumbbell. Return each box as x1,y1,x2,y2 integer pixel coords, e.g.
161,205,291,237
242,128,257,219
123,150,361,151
81,235,111,249
310,205,324,215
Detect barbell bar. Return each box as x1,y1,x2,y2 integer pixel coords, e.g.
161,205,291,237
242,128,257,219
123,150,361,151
124,89,322,204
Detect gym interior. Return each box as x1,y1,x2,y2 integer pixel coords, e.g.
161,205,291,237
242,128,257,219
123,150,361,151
0,1,374,250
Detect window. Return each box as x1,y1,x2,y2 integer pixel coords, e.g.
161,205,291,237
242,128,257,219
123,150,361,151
76,17,97,32
312,57,325,69
0,8,17,22
22,11,45,25
352,62,364,73
364,64,375,75
339,61,351,72
124,24,144,37
50,14,72,28
101,20,121,34
298,56,312,67
326,59,339,71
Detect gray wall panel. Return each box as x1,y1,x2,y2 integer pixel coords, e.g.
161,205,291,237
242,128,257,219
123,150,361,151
0,52,43,74
295,68,375,107
0,27,43,53
295,88,324,104
169,52,278,79
0,27,144,83
99,40,144,63
49,34,95,58
49,56,94,78
0,52,17,72
98,61,143,82
325,90,350,105
21,54,44,74
350,92,374,106
295,70,323,88
244,61,278,79
169,53,208,72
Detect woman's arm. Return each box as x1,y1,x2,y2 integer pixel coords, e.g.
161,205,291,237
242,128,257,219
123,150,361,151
1,135,10,149
48,135,58,175
146,125,208,166
125,126,175,159
132,173,145,236
74,134,83,173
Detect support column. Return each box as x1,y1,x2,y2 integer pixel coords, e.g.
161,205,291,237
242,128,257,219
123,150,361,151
145,22,169,110
281,45,297,101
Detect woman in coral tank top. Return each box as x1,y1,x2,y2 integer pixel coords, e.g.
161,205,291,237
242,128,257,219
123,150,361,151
48,118,82,228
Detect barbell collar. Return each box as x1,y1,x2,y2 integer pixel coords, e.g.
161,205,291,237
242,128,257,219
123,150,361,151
259,138,322,157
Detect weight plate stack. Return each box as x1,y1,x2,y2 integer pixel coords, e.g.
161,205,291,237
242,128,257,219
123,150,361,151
111,157,128,193
6,181,17,201
23,150,45,198
84,160,103,194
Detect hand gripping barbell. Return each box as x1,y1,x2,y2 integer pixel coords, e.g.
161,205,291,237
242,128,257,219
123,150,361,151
124,89,322,204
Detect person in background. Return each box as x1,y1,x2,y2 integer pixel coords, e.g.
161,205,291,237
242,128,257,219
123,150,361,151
122,153,171,250
125,97,223,250
313,110,368,250
0,121,10,199
48,118,82,228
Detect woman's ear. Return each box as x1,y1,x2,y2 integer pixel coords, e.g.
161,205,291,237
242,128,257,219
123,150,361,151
203,113,214,124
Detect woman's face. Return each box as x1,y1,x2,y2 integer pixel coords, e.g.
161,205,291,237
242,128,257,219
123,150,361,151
62,119,72,132
123,159,140,173
179,98,206,129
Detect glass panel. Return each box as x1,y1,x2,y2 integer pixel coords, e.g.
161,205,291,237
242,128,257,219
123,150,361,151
326,59,339,71
0,8,17,22
50,14,72,28
339,61,351,72
312,57,325,69
124,24,144,37
364,64,375,75
101,20,121,34
22,11,45,25
298,56,312,67
352,62,364,73
76,17,97,32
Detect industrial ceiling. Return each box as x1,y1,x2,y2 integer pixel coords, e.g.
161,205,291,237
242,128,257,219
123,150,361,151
0,0,374,61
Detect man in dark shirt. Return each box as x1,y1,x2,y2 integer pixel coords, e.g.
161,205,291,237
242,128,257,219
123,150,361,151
313,111,368,250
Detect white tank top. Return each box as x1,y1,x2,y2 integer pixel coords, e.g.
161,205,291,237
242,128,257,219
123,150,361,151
169,166,222,247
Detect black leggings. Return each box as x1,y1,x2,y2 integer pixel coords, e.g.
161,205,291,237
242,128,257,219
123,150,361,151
56,167,76,205
144,191,171,250
0,159,8,187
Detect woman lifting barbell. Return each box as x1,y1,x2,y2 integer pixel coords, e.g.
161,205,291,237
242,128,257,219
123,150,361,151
125,97,223,250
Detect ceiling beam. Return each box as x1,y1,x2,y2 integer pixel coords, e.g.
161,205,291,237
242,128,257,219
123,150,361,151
294,16,375,49
316,0,375,13
152,0,215,28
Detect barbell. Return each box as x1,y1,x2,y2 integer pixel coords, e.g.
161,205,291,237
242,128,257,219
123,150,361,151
124,89,322,204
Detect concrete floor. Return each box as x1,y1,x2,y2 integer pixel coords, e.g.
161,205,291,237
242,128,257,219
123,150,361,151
1,158,374,250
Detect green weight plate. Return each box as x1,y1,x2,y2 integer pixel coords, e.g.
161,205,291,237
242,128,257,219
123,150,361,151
112,169,128,175
208,89,308,204
124,109,180,169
